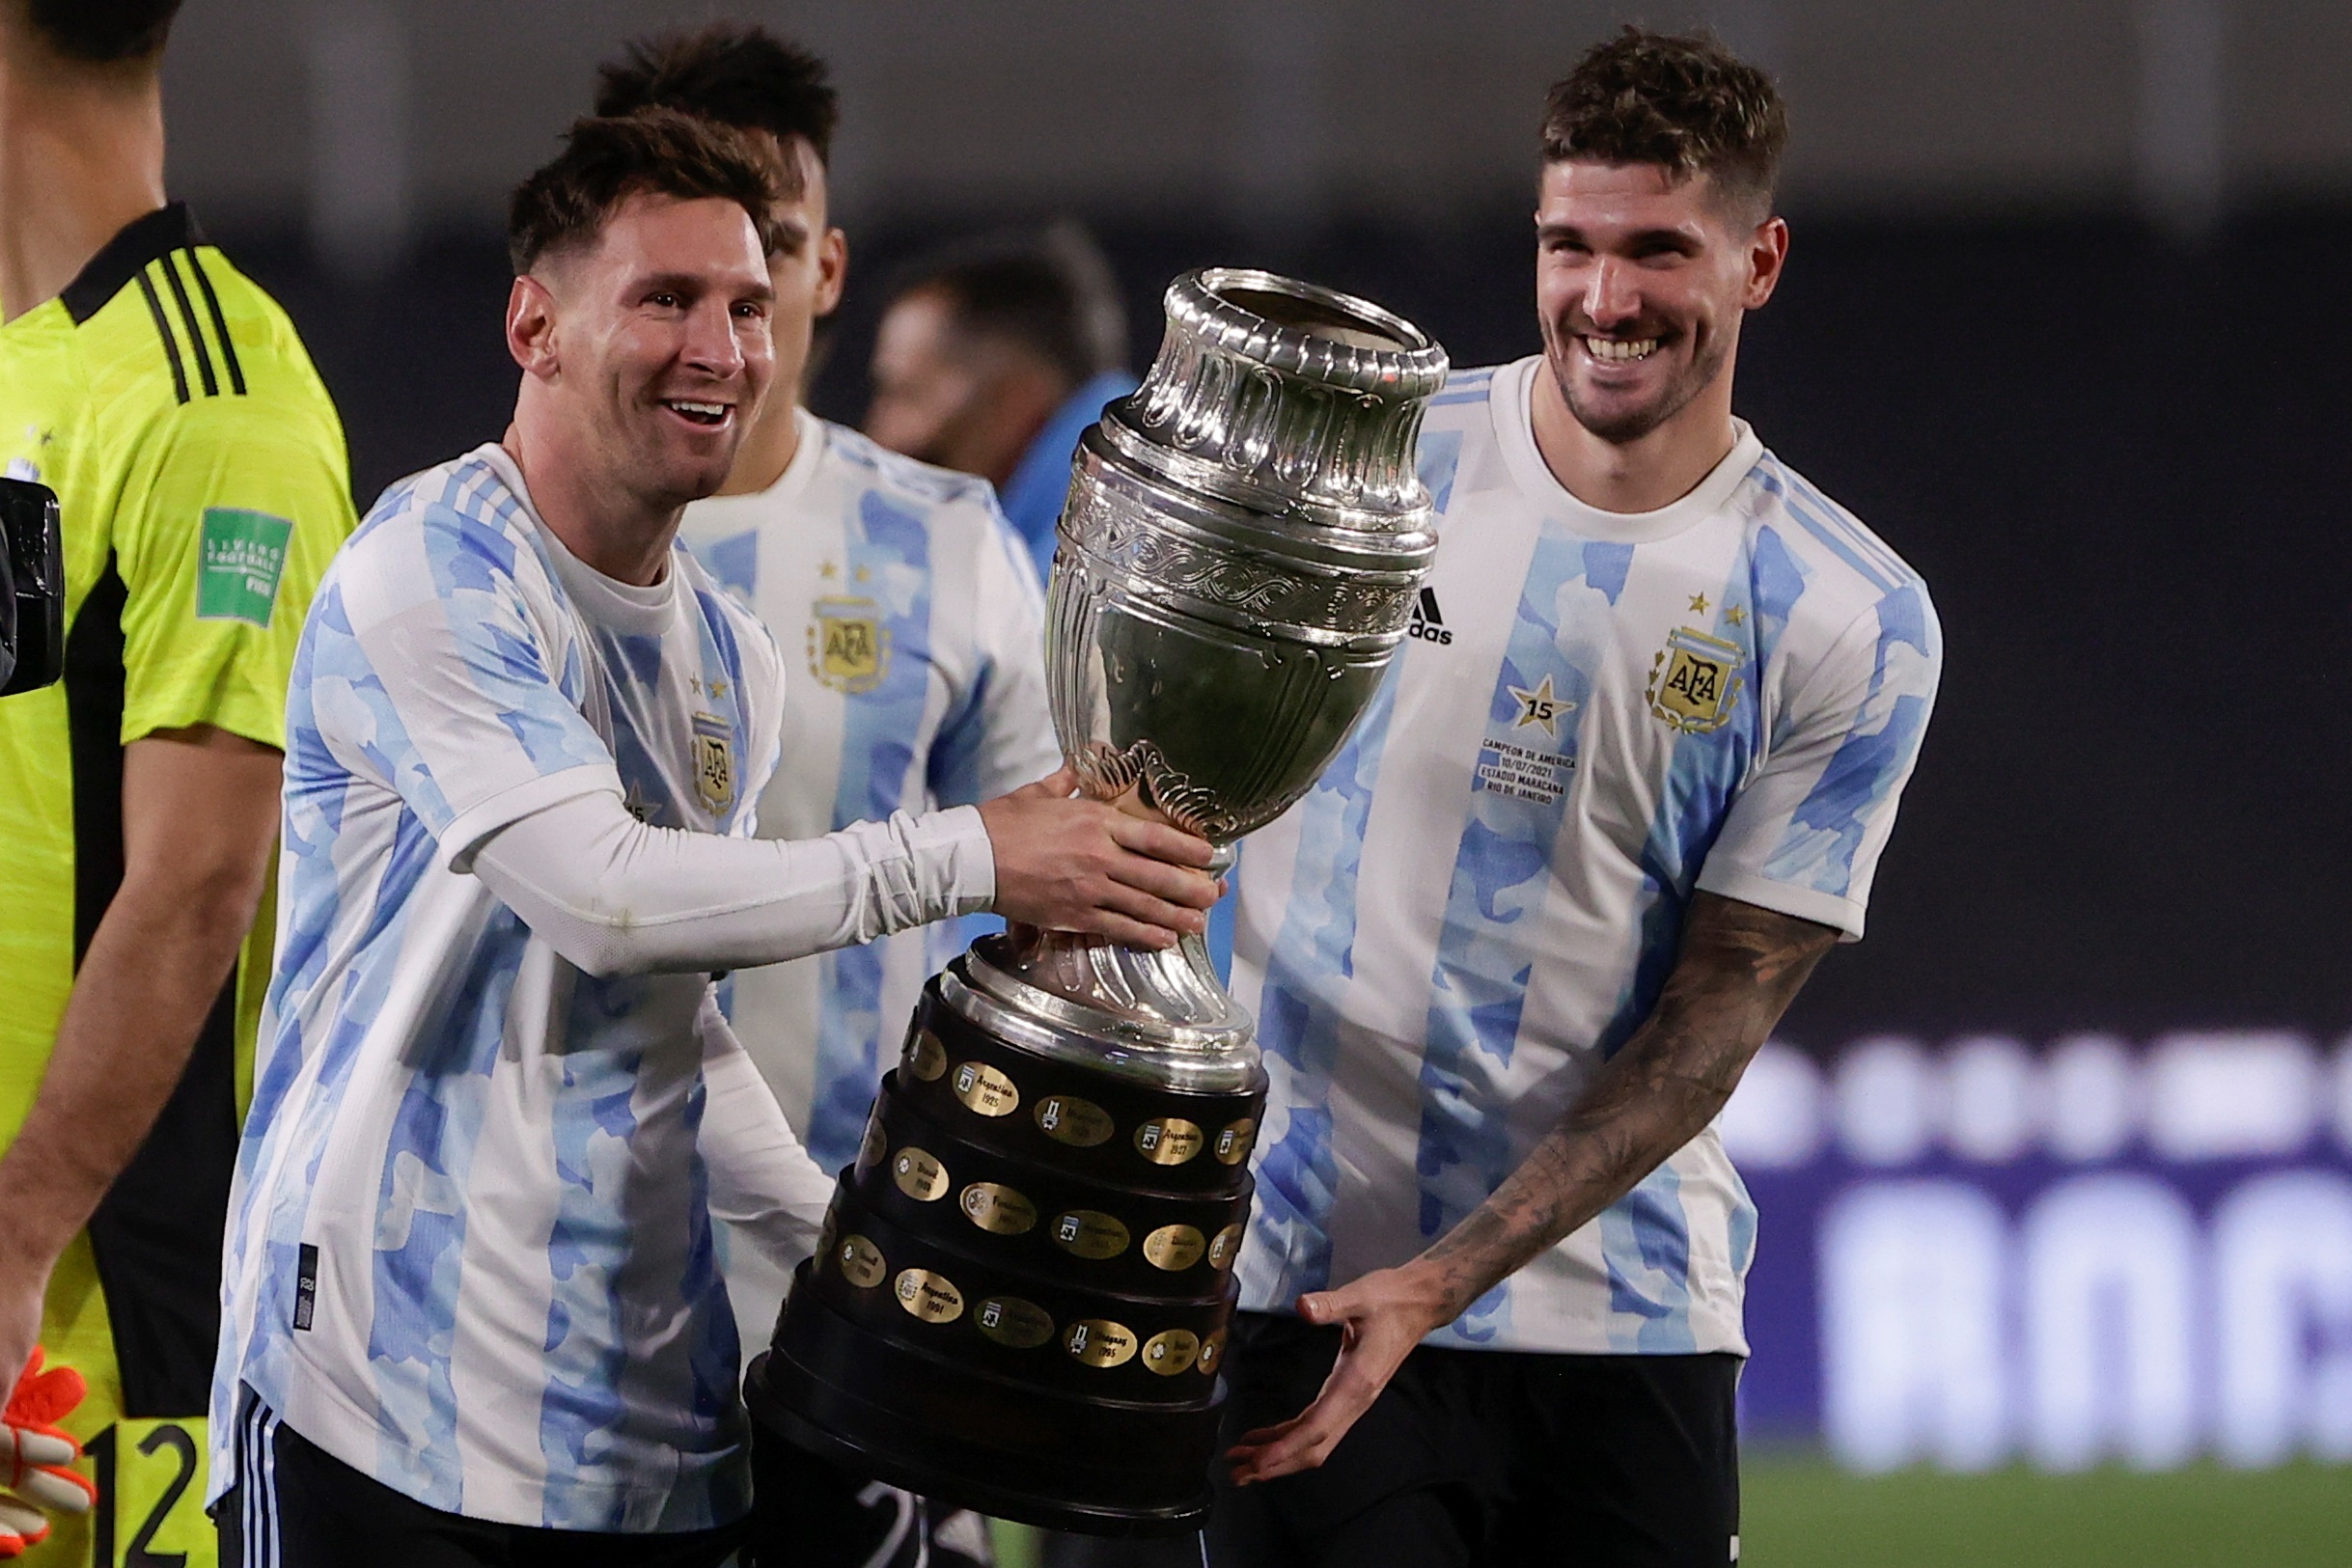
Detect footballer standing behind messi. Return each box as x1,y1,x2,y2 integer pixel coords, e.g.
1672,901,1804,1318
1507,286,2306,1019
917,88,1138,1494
1213,29,1942,1568
206,110,1218,1568
591,28,1057,1568
0,1,357,1562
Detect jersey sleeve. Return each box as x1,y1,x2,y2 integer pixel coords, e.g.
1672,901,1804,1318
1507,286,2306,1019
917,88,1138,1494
110,394,358,749
926,498,1064,806
1694,580,1941,940
312,501,621,868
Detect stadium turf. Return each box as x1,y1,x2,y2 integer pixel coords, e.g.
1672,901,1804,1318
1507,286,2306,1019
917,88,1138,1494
985,1459,2352,1564
1737,1457,2352,1567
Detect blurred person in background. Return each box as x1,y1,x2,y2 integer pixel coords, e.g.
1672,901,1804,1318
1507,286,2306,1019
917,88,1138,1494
0,0,356,1559
594,24,1062,1567
864,225,1137,578
1210,28,1940,1568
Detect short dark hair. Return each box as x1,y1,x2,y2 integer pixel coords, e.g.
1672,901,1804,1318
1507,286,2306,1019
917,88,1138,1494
507,108,782,276
888,223,1128,388
25,0,180,62
1540,27,1787,220
594,23,837,168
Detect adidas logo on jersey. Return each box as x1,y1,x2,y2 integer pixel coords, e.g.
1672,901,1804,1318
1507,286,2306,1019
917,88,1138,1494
1407,586,1453,645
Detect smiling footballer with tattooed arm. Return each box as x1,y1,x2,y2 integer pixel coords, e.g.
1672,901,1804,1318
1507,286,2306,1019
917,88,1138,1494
1207,28,1940,1568
1224,894,1839,1477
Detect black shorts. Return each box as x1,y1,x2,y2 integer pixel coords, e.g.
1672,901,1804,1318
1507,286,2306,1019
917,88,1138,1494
211,1387,741,1568
1207,1312,1741,1568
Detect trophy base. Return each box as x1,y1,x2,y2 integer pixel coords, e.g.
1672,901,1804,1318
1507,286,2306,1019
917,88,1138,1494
754,958,1266,1538
749,1282,1218,1535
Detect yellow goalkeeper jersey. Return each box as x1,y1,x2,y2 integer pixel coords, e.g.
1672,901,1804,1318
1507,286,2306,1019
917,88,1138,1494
0,203,353,1444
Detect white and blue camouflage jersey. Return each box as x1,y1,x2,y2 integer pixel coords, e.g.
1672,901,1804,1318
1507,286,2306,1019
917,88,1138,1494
677,410,1058,1352
1228,357,1941,1356
210,445,788,1530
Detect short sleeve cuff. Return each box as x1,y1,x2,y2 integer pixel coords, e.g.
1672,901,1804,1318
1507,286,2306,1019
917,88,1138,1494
440,764,624,875
1692,864,1867,943
122,685,289,753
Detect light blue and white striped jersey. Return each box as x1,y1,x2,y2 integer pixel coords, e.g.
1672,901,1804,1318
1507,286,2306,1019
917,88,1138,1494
1229,357,1941,1356
676,411,1059,1349
211,445,787,1531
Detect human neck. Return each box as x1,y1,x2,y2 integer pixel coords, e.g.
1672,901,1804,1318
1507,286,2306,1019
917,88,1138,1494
1529,357,1740,516
501,417,678,589
715,389,802,497
0,48,167,322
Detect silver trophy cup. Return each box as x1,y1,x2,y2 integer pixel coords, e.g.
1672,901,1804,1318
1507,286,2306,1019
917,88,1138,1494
753,269,1446,1533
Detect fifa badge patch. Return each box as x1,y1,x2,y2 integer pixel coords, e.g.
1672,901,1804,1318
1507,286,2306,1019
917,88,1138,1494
692,712,734,814
1647,626,1745,734
197,507,293,627
808,594,890,694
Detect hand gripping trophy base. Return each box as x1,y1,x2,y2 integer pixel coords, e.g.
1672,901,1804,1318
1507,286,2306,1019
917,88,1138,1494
751,270,1445,1534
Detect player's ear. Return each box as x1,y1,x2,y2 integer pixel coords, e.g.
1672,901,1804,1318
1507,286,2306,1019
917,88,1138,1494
1745,215,1790,309
507,274,561,379
816,228,848,319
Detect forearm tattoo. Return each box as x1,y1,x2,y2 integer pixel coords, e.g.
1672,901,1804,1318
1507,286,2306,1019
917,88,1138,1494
1417,893,1840,1320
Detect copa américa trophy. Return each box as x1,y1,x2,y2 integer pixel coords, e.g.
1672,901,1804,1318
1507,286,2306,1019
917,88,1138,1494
749,268,1447,1532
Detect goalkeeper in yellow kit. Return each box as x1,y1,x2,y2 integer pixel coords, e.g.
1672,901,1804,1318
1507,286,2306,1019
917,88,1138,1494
0,2,355,1561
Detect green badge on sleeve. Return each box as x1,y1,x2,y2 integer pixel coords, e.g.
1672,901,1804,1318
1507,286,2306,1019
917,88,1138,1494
197,507,293,626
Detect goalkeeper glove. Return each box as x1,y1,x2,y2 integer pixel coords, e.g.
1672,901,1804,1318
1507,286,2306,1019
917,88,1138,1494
0,1349,95,1557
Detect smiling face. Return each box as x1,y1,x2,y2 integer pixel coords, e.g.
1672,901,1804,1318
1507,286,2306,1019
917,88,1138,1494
1534,159,1786,447
524,189,777,511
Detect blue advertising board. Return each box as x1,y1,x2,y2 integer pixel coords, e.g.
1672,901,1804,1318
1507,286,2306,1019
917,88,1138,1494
1724,1032,2352,1469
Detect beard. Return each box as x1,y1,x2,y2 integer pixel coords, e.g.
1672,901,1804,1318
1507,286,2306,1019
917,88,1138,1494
615,404,743,512
1547,328,1730,446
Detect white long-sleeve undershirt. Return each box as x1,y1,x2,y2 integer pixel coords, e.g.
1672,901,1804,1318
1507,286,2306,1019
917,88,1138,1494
469,787,995,979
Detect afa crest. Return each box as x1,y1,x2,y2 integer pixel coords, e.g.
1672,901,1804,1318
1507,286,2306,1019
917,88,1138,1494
691,712,735,814
808,595,891,695
1646,626,1745,734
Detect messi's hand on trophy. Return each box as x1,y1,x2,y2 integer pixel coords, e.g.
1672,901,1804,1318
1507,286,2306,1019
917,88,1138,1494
978,766,1219,949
